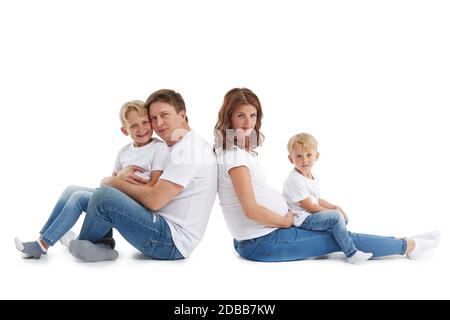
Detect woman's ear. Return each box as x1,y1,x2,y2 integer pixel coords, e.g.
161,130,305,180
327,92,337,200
121,127,129,136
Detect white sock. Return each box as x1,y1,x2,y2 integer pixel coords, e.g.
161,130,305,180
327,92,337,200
407,238,439,260
410,230,441,241
37,238,48,253
347,250,373,264
60,231,78,248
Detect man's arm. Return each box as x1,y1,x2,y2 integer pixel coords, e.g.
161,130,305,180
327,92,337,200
101,176,182,211
147,170,163,187
318,198,338,210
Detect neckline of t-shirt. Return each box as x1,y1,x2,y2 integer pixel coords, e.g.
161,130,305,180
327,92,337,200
294,168,315,181
130,138,161,150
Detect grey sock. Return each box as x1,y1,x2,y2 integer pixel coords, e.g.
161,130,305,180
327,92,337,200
69,240,119,262
15,238,45,259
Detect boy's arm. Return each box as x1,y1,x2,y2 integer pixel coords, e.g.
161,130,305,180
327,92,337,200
101,176,182,211
299,198,330,213
318,198,338,210
147,171,163,187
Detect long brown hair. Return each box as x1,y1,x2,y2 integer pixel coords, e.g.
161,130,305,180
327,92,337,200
214,88,264,152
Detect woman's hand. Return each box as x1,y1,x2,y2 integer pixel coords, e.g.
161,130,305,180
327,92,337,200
117,166,148,185
283,210,294,228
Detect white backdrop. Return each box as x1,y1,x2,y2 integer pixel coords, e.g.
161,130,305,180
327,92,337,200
1,0,449,299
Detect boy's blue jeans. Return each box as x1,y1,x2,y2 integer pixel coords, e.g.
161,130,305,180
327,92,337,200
78,186,183,260
40,185,94,246
234,226,407,262
299,210,357,257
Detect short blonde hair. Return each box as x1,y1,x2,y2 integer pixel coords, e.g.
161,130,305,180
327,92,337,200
287,133,318,154
119,100,147,127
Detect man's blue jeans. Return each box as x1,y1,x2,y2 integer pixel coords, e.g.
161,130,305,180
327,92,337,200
78,186,183,260
300,210,357,257
234,227,407,262
40,185,94,246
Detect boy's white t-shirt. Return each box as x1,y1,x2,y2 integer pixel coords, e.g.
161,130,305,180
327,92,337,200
216,146,290,241
282,169,320,227
157,130,217,258
113,139,169,181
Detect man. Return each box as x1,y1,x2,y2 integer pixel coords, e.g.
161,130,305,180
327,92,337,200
69,89,217,262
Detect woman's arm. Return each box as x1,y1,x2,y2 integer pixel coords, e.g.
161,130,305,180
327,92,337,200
229,166,293,228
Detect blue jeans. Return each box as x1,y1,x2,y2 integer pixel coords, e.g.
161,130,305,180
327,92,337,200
234,227,407,262
40,185,94,246
78,186,184,260
300,210,356,257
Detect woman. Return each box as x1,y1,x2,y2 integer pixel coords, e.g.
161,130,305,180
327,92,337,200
214,88,439,262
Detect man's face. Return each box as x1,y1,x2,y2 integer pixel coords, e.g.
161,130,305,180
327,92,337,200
149,101,185,145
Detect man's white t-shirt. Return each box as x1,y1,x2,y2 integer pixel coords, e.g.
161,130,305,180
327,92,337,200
216,146,289,241
113,139,169,181
157,130,217,257
282,169,320,227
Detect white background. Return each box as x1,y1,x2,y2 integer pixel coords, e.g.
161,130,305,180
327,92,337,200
1,0,449,299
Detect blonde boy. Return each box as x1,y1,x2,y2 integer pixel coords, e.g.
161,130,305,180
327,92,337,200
15,100,169,259
282,133,373,263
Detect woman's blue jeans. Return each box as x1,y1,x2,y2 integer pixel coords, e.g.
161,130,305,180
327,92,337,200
40,185,94,246
78,186,183,260
234,227,407,262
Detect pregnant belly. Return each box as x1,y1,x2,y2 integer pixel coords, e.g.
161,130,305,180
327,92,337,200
254,185,289,217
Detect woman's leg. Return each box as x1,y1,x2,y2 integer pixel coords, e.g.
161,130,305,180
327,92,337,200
300,211,357,257
40,189,93,246
74,186,183,261
39,185,95,236
234,227,407,262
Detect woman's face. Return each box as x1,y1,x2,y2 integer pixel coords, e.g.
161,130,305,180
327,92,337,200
230,104,257,136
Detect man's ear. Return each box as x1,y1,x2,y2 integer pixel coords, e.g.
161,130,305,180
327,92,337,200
288,154,294,164
179,110,186,120
121,127,129,136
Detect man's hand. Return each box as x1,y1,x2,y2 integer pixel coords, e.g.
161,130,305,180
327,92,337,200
101,176,118,187
117,166,148,185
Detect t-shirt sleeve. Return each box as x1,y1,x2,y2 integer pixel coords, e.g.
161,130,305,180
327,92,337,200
160,160,202,189
222,148,250,174
113,149,122,173
285,176,311,203
151,143,169,172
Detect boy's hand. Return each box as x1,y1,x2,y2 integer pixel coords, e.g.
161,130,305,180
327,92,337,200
101,176,118,187
336,206,348,223
117,166,148,185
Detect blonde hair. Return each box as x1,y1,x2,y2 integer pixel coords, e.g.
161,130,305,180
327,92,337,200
119,100,147,127
287,133,318,154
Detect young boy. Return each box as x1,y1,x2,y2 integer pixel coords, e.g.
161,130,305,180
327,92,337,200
15,100,169,259
282,133,373,263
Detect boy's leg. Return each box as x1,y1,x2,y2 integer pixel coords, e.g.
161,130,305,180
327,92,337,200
300,211,357,257
40,189,93,246
39,186,95,236
71,186,182,262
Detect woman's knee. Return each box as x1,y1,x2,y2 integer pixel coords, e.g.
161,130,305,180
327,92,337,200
327,210,344,225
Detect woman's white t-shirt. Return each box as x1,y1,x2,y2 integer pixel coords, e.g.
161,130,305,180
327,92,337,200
216,147,289,241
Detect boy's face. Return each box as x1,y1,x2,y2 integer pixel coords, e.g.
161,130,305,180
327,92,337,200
121,110,153,147
149,102,186,146
288,142,319,177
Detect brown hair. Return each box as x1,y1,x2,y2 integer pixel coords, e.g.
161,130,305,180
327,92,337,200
214,88,264,152
144,89,188,122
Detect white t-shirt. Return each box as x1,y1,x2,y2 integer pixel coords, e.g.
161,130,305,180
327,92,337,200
216,146,289,241
113,139,169,181
157,130,217,257
282,169,320,227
